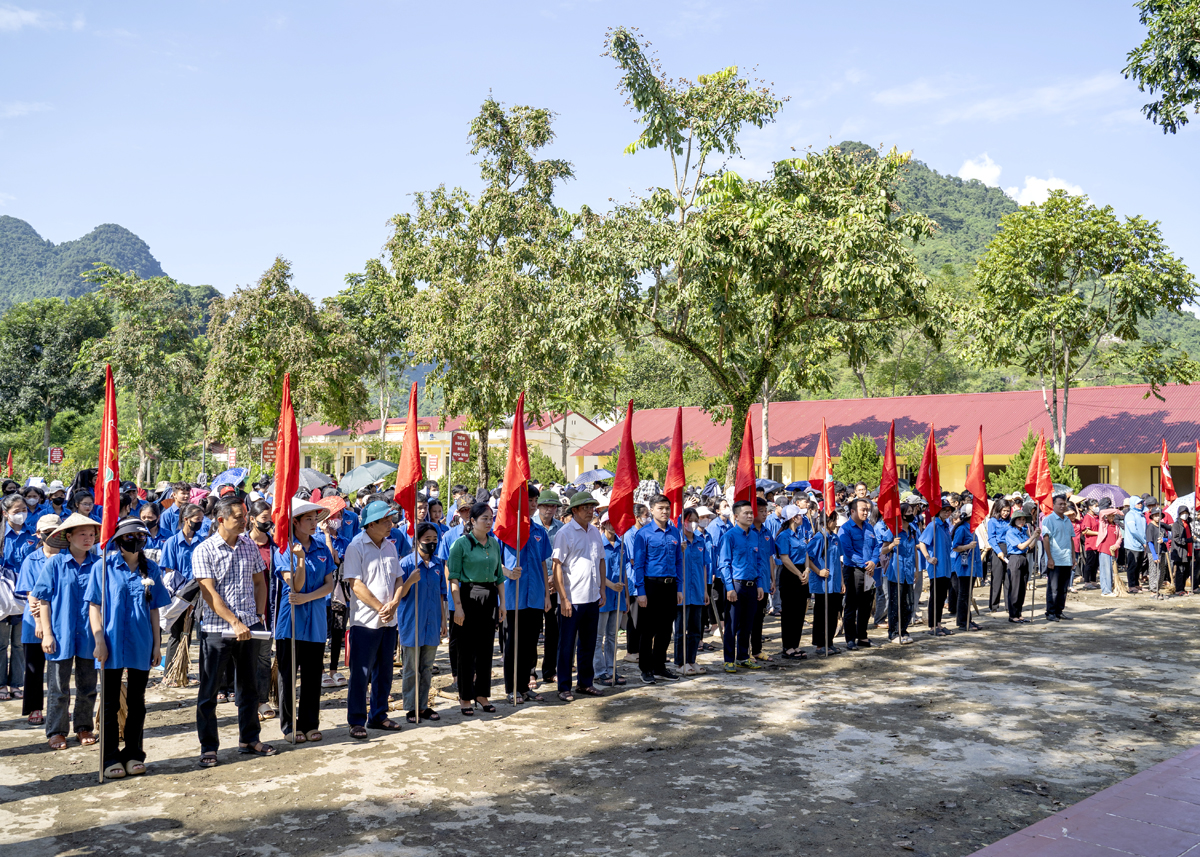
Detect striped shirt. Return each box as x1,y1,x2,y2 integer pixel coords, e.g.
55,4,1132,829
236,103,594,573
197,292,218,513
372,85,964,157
192,533,266,633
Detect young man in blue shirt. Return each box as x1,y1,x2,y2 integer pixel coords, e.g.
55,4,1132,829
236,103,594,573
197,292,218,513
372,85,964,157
1040,494,1075,621
717,500,768,672
632,495,683,684
837,498,878,649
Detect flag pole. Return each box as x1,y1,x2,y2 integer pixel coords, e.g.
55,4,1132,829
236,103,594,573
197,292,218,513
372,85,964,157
680,510,686,674
97,538,111,783
512,493,521,704
615,539,627,680
288,530,297,743
412,520,420,722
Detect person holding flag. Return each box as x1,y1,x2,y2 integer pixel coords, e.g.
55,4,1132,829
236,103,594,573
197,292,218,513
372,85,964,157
399,522,447,723
951,507,984,631
918,501,955,637
807,510,844,655
502,488,550,704
838,497,878,649
883,499,921,643
673,507,709,675
1004,507,1038,623
774,504,810,659
631,494,683,685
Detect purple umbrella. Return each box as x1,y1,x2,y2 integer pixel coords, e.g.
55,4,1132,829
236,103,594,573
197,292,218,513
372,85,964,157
1078,483,1130,504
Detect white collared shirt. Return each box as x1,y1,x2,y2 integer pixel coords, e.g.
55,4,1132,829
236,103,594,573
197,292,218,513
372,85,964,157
342,531,402,629
551,517,604,604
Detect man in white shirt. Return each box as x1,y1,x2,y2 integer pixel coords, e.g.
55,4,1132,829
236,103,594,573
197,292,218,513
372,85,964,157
342,501,402,739
551,491,607,703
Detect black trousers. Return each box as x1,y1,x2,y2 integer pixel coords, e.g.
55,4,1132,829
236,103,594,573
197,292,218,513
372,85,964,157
1174,555,1193,593
954,574,979,628
989,552,1006,611
751,589,767,655
811,591,842,649
103,668,148,768
945,571,958,618
927,577,951,627
1006,555,1029,619
196,626,263,753
1045,564,1071,616
447,615,461,678
503,608,542,695
778,570,809,650
887,581,913,638
277,639,324,736
542,593,560,679
639,577,677,675
23,642,44,715
1125,549,1146,590
842,567,871,643
1082,549,1099,584
456,583,497,701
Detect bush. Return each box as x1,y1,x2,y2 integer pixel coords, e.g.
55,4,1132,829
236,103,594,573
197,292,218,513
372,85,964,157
832,433,883,488
986,430,1081,495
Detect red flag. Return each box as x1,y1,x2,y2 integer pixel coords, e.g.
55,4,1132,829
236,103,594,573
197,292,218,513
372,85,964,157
495,392,532,550
809,418,835,512
916,424,942,519
1024,430,1045,498
1160,438,1177,503
609,401,638,537
878,420,901,535
395,382,422,538
5,448,10,478
1194,440,1199,510
97,365,121,547
966,426,988,532
664,407,685,521
733,408,758,517
1024,431,1053,513
272,373,300,551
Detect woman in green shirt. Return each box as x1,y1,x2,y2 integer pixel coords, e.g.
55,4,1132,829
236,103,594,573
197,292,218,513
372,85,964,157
448,502,502,716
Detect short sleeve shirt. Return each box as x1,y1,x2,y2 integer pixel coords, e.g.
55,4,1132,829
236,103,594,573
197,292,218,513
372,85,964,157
191,534,267,634
551,518,604,604
342,531,402,629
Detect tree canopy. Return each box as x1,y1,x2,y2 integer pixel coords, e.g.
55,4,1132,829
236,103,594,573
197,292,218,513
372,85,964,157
1125,0,1200,134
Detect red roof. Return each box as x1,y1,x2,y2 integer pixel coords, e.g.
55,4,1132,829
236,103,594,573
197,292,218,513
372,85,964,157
572,384,1200,458
301,414,473,439
524,410,603,433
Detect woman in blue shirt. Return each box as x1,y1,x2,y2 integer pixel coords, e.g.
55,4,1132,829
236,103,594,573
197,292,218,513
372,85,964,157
86,517,171,779
806,512,845,655
775,505,810,660
986,499,1012,613
317,507,351,690
594,514,627,688
274,500,335,744
159,504,205,687
1,493,39,702
1004,508,1038,623
15,514,61,725
138,502,166,563
951,509,983,632
674,508,709,675
31,512,102,750
918,505,955,637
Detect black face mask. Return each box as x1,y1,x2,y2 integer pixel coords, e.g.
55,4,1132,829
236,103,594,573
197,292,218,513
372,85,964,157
418,541,436,556
117,535,147,553
144,518,158,530
256,522,273,534
51,497,64,506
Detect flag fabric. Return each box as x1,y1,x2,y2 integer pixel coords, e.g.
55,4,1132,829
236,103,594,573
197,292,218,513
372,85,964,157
809,418,835,512
1024,430,1044,498
5,448,10,478
495,392,532,550
664,407,686,522
272,373,300,551
97,365,121,548
608,401,638,537
1195,440,1199,512
395,382,423,539
1024,431,1053,513
733,408,758,518
878,421,901,536
1160,438,1177,504
966,426,988,532
916,425,942,519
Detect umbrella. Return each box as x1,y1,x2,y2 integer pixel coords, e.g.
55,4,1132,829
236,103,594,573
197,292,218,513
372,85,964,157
700,478,722,498
298,468,332,491
209,467,249,492
1166,492,1196,520
785,480,811,492
756,477,784,492
1052,482,1074,497
1078,483,1130,504
339,460,398,495
573,468,615,485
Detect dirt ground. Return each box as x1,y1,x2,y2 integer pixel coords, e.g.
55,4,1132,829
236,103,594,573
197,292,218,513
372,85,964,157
4,586,1200,857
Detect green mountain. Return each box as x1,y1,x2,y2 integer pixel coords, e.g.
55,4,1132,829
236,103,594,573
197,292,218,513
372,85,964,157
0,216,167,313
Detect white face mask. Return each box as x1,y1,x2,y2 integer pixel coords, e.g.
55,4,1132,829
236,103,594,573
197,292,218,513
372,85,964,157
9,511,28,527
24,497,38,508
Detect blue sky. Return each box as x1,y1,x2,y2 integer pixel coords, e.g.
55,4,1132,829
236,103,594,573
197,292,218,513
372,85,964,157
1,1,1195,301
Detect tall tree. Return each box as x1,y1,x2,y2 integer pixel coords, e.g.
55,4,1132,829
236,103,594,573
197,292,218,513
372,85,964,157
0,294,112,452
1124,0,1200,134
80,265,204,486
390,98,612,491
329,258,415,440
203,256,370,442
957,191,1198,459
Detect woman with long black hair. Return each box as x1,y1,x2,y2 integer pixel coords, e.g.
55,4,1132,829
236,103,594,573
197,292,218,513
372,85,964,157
985,498,1011,612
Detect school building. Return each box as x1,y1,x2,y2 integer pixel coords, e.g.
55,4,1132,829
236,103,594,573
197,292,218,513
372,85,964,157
570,384,1200,499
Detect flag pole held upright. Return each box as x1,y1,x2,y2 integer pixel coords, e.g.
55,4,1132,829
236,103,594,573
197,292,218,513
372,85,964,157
608,402,638,675
664,408,686,672
495,392,532,702
96,364,119,782
396,382,423,718
273,374,301,742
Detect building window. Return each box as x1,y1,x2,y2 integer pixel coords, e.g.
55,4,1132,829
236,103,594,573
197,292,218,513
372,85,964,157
342,455,354,475
304,455,312,469
765,463,782,483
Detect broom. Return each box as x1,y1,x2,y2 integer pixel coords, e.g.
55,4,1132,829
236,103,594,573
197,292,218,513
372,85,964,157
269,655,279,706
164,608,193,687
117,676,128,741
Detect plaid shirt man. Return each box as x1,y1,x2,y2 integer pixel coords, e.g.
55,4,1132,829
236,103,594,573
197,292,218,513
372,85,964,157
192,533,267,633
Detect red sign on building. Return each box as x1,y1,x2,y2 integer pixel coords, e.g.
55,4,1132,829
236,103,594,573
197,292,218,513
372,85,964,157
451,433,471,463
262,440,278,465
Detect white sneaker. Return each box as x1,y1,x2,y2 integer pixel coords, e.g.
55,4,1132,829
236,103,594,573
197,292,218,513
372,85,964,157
1101,592,1118,597
623,653,640,663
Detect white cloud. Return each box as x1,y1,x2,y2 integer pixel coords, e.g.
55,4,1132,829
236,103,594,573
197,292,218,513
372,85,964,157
0,4,43,31
958,153,1001,187
0,101,51,119
1005,175,1085,206
873,78,949,106
939,74,1123,124
0,191,15,206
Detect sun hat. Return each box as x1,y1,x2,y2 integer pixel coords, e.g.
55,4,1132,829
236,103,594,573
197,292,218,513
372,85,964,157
569,490,599,509
289,498,331,523
600,512,611,525
1010,508,1031,522
35,514,61,534
113,516,151,540
695,506,714,518
47,480,66,495
318,495,347,520
360,500,392,528
537,489,560,506
50,512,101,540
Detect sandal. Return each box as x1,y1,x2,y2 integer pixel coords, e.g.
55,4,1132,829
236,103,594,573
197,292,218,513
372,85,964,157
406,710,418,724
78,729,98,746
576,686,603,697
48,734,68,751
216,692,228,703
237,741,278,756
124,760,146,776
286,731,307,744
557,691,575,702
478,703,497,713
304,730,323,742
459,706,475,716
27,711,43,726
521,691,544,702
103,763,126,779
11,689,22,700
349,725,369,740
420,708,441,721
0,690,9,701
199,752,218,768
366,719,402,731
258,704,277,721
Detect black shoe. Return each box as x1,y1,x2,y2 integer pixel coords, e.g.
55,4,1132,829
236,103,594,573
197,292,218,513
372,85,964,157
655,669,679,681
640,671,657,685
857,639,872,648
1058,614,1073,620
1045,614,1059,622
844,641,858,651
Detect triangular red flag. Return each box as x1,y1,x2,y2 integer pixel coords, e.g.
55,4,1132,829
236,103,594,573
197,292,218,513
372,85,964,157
878,420,901,536
97,365,120,547
1024,430,1045,499
5,448,11,479
609,401,637,537
272,373,300,551
495,392,532,550
966,426,988,532
733,408,758,518
664,407,685,521
916,424,942,519
396,382,422,538
1160,438,1177,503
808,418,835,512
1194,440,1199,509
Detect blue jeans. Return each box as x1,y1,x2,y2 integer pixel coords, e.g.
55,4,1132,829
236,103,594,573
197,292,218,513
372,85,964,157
557,600,599,692
347,625,397,726
1098,553,1114,595
593,609,619,679
722,580,759,663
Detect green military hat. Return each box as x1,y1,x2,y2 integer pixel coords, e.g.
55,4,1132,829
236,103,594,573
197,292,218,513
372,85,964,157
569,490,599,509
537,489,561,507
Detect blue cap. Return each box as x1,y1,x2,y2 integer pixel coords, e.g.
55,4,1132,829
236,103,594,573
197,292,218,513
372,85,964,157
360,500,392,528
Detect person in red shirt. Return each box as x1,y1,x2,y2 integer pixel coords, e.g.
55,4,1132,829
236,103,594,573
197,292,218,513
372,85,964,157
1080,500,1100,591
1096,506,1122,597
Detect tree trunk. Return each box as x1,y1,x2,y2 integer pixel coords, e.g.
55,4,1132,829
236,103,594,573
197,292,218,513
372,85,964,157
760,381,771,479
43,416,52,461
135,403,149,489
560,421,569,473
476,427,490,495
378,355,389,441
724,397,752,486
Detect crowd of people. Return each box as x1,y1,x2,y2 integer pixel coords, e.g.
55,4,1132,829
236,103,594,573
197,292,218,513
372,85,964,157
0,470,1187,780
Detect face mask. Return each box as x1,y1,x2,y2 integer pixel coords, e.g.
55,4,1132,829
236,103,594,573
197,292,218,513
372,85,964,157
256,521,273,533
51,496,64,506
24,497,38,508
144,518,158,529
117,535,147,552
9,511,27,527
418,541,436,556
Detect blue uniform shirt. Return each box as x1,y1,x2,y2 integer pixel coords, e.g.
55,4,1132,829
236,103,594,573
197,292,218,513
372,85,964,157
681,533,708,605
159,503,181,538
706,517,732,547
837,519,879,568
160,530,203,592
16,548,51,644
952,523,984,578
920,517,953,579
388,525,413,557
806,530,843,594
2,526,40,582
763,513,785,541
273,539,335,643
436,521,467,613
339,508,361,543
881,522,920,584
631,520,683,597
397,553,446,648
501,520,551,612
84,552,171,670
986,517,1009,552
775,526,808,573
600,536,628,614
31,550,97,661
717,525,770,591
1005,523,1033,555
